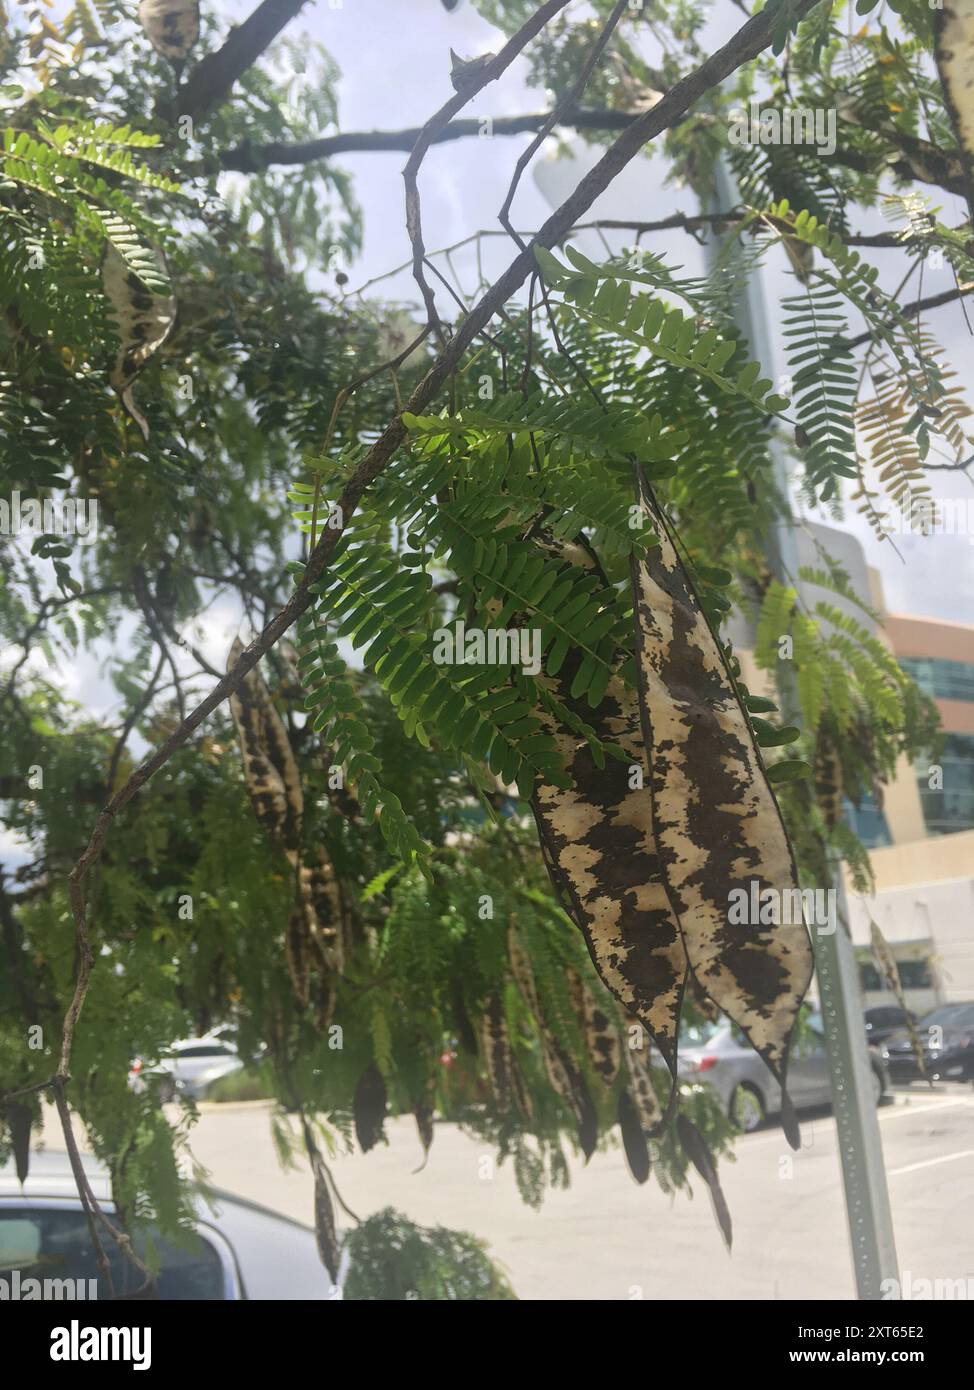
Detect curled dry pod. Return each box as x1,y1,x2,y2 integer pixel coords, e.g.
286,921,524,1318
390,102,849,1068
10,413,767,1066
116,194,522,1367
630,471,813,1149
617,1089,651,1185
102,243,176,441
138,0,200,62
311,1154,339,1281
677,1112,733,1251
353,1064,387,1154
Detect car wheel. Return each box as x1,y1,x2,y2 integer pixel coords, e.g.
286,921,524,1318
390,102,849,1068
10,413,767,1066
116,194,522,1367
157,1076,176,1104
729,1083,766,1132
869,1065,883,1106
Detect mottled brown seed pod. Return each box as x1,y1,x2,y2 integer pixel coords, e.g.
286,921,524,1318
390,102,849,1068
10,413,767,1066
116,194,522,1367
102,245,175,441
138,0,200,62
567,966,622,1089
630,470,813,1149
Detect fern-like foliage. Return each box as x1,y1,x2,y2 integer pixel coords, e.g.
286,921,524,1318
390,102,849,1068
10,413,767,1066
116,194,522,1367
782,283,858,501
535,243,791,418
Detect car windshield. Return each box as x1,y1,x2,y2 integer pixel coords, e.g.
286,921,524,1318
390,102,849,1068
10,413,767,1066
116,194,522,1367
0,1210,226,1300
680,1018,724,1047
919,1005,974,1030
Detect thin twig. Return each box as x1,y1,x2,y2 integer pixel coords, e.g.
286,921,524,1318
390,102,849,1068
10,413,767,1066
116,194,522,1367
403,0,573,328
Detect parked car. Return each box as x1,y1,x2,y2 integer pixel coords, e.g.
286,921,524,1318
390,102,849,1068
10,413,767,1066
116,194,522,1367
0,1150,340,1299
129,1034,244,1102
678,1011,888,1132
864,1005,915,1047
882,1001,974,1084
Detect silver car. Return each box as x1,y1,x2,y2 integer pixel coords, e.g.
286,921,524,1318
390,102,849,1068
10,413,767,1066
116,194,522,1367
0,1150,340,1299
129,1034,244,1102
678,1011,888,1131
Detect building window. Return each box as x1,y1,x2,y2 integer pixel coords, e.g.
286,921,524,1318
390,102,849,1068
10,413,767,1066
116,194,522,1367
843,793,892,848
899,656,974,702
859,958,933,992
915,733,974,836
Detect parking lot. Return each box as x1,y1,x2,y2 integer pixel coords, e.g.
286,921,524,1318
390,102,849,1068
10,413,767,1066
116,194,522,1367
143,1084,972,1301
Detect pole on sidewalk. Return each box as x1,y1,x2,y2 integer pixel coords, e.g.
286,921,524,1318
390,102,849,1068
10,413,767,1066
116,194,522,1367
704,158,899,1299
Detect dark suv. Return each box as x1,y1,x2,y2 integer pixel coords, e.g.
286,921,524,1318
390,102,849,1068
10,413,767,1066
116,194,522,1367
883,1002,974,1083
864,1006,915,1047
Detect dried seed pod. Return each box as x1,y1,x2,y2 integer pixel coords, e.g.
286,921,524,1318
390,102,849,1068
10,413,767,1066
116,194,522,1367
413,1075,436,1163
507,925,540,1016
630,472,813,1148
479,993,513,1112
617,1089,651,1185
102,244,176,441
531,670,688,1089
353,1064,387,1154
228,640,344,1020
284,903,311,1007
567,966,622,1089
813,730,844,833
510,1060,535,1124
623,1021,664,1136
524,528,687,1116
451,981,479,1057
138,0,200,62
311,1154,339,1280
228,639,303,853
3,1103,31,1185
538,1031,596,1157
677,1113,732,1251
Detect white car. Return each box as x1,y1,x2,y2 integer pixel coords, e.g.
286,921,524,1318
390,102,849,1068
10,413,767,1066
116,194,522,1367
0,1150,340,1300
130,1034,244,1102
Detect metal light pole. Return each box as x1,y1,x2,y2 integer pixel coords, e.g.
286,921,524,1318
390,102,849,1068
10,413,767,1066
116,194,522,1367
705,157,899,1300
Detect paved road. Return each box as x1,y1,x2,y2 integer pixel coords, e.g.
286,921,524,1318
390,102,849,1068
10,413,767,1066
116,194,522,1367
176,1086,974,1300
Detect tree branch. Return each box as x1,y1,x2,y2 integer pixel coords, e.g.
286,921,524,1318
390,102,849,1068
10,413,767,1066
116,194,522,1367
57,0,827,1102
216,106,646,172
216,106,968,206
842,280,974,351
177,0,310,120
403,0,573,328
